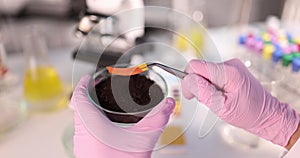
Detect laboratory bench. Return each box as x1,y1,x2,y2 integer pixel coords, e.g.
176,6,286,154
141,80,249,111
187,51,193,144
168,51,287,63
0,25,294,158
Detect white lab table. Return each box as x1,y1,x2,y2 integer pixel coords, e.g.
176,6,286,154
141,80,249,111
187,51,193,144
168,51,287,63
0,26,289,158
0,47,95,158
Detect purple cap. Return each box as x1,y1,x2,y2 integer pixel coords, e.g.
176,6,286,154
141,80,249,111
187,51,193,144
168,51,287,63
245,37,255,48
282,47,292,54
290,44,298,53
274,43,282,52
270,35,278,43
254,41,264,52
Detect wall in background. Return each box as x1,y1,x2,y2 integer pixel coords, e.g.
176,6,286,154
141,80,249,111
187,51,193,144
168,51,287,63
145,0,285,28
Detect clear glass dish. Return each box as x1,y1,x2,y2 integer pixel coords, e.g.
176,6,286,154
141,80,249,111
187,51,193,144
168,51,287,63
86,64,168,125
0,87,26,136
62,123,75,158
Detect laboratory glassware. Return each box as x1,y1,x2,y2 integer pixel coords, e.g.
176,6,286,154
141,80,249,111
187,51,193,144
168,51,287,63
0,34,25,135
62,122,75,158
22,28,68,112
87,64,168,125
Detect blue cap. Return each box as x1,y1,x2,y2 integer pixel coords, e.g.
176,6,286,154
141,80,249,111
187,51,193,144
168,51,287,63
286,32,293,42
255,36,262,42
272,50,283,63
292,58,300,72
274,43,282,52
239,35,246,45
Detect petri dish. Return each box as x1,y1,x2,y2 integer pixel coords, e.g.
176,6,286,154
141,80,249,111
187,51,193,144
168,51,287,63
221,124,259,148
0,74,26,136
0,94,26,136
62,123,75,158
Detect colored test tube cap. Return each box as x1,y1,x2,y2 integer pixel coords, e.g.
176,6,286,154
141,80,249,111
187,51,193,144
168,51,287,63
272,51,283,63
246,37,255,48
293,52,300,58
239,35,246,45
247,33,254,38
271,35,278,43
292,58,300,72
274,43,282,52
254,41,264,52
286,32,293,42
279,35,287,42
282,54,294,66
282,46,291,54
290,44,299,53
263,44,275,60
294,37,300,44
262,33,271,42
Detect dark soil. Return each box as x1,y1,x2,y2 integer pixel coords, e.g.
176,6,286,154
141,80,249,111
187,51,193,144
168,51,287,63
95,74,164,123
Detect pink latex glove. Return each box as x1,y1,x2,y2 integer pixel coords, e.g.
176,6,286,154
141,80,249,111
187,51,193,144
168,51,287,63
181,58,300,147
71,75,175,158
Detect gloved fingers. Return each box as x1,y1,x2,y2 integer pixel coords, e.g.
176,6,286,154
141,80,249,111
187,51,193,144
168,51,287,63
181,77,196,100
185,59,227,88
71,74,117,134
71,75,173,153
181,74,212,104
71,74,91,110
223,58,246,68
221,58,253,92
131,97,175,132
181,74,225,113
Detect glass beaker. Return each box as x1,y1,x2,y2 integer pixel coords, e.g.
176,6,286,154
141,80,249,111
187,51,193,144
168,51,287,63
87,64,168,125
22,28,68,112
0,33,18,89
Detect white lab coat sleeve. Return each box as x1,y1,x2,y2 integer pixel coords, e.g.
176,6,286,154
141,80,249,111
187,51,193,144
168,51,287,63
283,138,300,158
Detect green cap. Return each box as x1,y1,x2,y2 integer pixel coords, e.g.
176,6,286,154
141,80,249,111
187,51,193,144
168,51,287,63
293,52,300,58
264,41,272,45
282,54,294,67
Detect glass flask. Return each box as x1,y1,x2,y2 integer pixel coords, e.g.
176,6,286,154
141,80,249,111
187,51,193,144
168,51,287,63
22,28,68,112
62,122,75,158
0,32,25,135
87,64,168,126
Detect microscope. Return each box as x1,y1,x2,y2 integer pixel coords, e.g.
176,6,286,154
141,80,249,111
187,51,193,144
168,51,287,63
73,0,145,67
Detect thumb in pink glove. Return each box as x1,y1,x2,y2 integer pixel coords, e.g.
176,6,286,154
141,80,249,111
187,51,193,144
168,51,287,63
71,75,175,158
181,58,300,147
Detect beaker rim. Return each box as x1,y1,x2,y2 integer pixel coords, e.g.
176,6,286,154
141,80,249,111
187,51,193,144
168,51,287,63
86,64,168,115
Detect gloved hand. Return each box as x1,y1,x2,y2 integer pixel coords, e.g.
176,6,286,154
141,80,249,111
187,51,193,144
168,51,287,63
181,59,300,147
71,75,175,158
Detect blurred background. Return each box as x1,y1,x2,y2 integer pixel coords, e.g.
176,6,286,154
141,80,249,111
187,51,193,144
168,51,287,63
0,0,285,53
1,0,300,158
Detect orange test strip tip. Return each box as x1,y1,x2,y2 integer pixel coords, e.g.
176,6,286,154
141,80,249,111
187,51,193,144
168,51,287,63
106,63,149,76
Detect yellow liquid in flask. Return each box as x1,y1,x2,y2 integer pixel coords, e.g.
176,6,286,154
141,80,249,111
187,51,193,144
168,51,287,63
24,66,66,111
